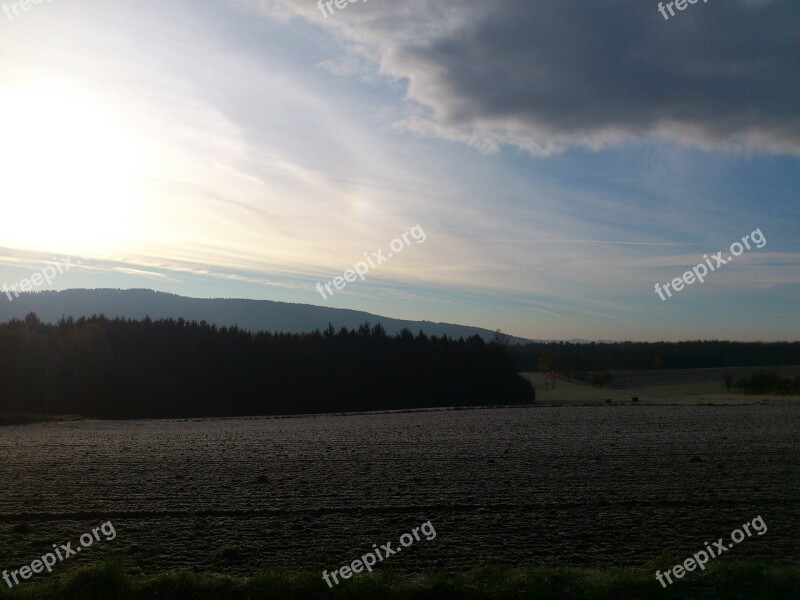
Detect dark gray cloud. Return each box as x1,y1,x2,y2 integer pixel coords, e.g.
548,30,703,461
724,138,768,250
264,0,800,155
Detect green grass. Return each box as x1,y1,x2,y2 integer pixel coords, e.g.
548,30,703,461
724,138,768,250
520,369,800,406
1,559,798,599
0,413,61,427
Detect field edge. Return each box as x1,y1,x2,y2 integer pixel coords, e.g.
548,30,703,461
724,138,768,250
1,558,799,599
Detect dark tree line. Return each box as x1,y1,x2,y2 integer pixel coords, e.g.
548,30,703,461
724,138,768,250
728,373,800,395
512,341,800,373
0,314,534,419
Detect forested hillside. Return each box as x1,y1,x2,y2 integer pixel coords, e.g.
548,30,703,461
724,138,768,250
512,340,800,373
0,313,534,418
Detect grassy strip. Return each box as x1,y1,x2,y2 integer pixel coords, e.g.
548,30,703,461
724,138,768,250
0,560,798,599
0,413,62,427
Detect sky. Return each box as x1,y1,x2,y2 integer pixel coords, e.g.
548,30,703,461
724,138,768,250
0,0,798,341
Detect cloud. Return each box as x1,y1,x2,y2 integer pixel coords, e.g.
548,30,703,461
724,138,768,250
250,0,800,156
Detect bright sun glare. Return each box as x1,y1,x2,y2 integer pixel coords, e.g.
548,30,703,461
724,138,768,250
0,83,144,255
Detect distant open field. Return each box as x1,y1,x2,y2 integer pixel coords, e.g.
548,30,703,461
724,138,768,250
522,366,800,406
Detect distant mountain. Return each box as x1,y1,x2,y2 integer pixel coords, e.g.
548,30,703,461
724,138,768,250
0,289,534,343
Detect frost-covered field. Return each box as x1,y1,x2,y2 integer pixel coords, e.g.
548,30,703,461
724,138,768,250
0,406,798,575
